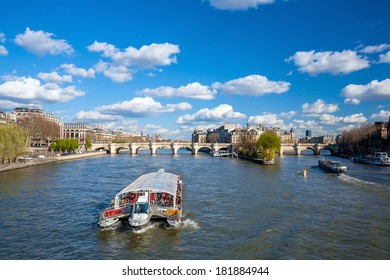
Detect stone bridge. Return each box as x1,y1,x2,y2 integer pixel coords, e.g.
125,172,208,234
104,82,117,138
90,141,341,156
90,141,232,155
280,143,340,155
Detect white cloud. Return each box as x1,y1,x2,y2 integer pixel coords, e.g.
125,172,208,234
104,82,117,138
176,104,246,124
317,114,343,125
74,111,121,122
342,113,367,123
60,64,96,78
0,76,84,104
87,41,179,82
279,111,297,119
0,45,8,56
286,50,370,75
97,97,191,117
209,0,274,10
212,74,290,96
15,27,73,56
370,110,390,120
0,33,8,55
0,99,39,110
38,71,72,83
140,82,217,100
87,41,118,57
359,44,390,54
379,51,390,64
94,62,133,83
248,113,285,127
342,79,390,105
110,43,180,69
302,99,339,114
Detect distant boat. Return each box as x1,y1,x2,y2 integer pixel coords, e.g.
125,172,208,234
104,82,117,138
318,158,347,173
352,152,390,166
98,169,183,229
210,150,231,157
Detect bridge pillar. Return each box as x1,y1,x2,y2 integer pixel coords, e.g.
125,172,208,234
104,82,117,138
293,143,301,155
150,142,157,154
191,143,198,155
171,142,179,154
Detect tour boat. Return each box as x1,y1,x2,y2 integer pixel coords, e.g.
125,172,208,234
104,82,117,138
318,158,347,173
98,169,183,229
210,150,231,157
352,152,390,166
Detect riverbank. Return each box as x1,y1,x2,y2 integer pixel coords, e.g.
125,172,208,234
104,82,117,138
0,151,107,173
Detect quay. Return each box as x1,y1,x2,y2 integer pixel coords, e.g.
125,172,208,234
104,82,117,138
0,151,107,173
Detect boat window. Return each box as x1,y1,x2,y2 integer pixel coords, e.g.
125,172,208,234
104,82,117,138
134,203,148,213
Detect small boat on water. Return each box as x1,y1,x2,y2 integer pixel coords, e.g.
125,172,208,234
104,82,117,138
318,158,347,173
98,169,183,229
210,150,232,157
352,152,390,166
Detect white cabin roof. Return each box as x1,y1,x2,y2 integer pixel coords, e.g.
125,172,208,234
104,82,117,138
117,169,178,196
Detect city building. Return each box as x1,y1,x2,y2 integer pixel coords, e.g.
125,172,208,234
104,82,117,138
192,129,207,143
13,108,63,147
63,123,94,142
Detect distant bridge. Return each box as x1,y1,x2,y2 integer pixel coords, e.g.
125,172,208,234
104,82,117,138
280,143,341,155
90,141,343,156
90,141,232,155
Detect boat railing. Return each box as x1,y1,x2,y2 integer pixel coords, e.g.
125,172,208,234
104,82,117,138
100,205,132,220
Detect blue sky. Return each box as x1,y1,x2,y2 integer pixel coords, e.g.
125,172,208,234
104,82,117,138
1,0,390,140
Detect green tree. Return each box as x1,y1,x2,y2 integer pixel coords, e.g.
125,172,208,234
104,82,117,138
0,124,30,164
85,139,92,149
256,131,281,160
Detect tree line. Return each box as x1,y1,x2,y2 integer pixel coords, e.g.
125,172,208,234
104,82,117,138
0,124,30,164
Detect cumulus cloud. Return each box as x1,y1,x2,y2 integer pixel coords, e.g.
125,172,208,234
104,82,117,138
74,111,121,122
60,64,96,78
359,44,390,54
0,76,84,104
342,79,390,105
248,113,285,127
15,27,73,56
302,99,339,114
94,62,133,82
370,110,390,120
379,51,390,64
87,40,180,82
96,97,191,118
0,99,39,110
176,104,246,124
286,50,370,75
342,113,367,123
212,74,290,96
140,82,217,100
38,71,72,83
0,45,8,56
209,0,274,10
0,32,8,56
279,111,297,119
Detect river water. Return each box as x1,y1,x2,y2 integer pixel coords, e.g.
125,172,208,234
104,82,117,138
0,151,389,260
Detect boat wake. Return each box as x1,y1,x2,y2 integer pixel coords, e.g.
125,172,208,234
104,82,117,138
337,173,376,186
180,218,200,230
131,222,160,234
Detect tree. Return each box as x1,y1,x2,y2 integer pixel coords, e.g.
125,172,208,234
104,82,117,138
85,139,92,149
256,131,281,160
0,124,30,164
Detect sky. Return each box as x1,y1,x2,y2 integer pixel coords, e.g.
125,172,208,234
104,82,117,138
1,0,390,140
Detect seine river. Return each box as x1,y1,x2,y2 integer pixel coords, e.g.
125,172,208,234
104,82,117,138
0,151,389,260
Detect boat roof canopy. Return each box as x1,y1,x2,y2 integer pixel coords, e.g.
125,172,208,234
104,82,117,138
117,170,178,196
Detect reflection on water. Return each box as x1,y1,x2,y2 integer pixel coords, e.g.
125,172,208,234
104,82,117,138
0,153,389,259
